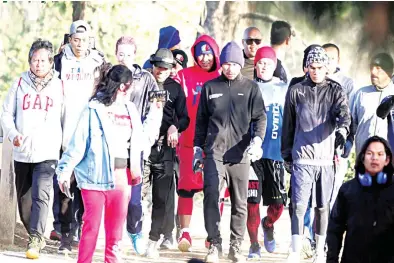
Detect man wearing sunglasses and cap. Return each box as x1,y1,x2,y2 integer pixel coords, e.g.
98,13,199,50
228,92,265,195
144,48,190,259
241,27,263,80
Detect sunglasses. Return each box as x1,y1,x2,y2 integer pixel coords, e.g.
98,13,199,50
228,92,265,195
245,39,262,45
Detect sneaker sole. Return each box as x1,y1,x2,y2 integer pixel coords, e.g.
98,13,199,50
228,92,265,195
58,249,72,255
247,253,261,259
26,249,40,259
178,239,191,252
50,236,61,241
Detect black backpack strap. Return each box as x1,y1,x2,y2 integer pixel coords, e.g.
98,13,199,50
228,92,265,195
54,53,63,79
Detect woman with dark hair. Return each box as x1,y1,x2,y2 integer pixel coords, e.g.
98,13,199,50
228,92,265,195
326,136,394,263
1,39,64,259
56,65,146,263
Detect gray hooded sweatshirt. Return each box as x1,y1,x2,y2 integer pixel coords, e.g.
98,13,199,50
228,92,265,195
1,71,64,163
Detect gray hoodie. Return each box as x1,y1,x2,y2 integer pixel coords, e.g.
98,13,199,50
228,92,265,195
1,71,64,163
351,82,394,155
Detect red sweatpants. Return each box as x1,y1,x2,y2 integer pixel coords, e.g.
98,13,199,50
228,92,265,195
77,169,131,263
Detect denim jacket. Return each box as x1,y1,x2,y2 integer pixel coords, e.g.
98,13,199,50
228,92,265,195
56,100,144,191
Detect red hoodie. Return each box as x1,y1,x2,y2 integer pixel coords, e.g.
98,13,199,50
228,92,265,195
177,35,221,148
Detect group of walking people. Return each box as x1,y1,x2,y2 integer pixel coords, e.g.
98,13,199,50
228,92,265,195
2,17,394,263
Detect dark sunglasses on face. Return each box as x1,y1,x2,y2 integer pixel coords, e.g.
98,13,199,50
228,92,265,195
245,39,262,45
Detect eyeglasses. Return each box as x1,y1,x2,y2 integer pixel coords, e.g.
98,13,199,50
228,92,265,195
245,39,262,45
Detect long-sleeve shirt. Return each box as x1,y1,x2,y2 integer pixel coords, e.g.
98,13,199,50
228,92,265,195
350,82,394,155
194,74,267,163
159,77,190,138
281,77,351,165
1,71,64,163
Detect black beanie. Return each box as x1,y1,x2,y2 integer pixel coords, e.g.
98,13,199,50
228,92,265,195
108,65,133,83
370,53,394,77
302,44,321,70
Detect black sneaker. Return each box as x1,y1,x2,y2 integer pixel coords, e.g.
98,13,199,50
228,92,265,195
228,241,244,262
58,233,72,254
204,243,222,263
26,235,45,259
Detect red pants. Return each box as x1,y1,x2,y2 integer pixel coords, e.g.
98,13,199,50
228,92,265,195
77,169,131,263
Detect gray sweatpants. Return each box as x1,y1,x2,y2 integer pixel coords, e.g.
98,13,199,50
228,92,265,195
290,163,334,236
203,158,249,245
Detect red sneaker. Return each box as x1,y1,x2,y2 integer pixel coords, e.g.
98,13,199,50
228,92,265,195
205,238,210,249
50,230,61,241
178,231,192,252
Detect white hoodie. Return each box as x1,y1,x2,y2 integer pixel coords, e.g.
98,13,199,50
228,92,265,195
59,44,105,150
1,71,64,163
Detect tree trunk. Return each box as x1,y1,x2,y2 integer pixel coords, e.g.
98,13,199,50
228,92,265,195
200,1,251,47
72,1,86,21
0,139,16,245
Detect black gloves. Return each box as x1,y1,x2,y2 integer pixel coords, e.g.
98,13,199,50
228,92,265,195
377,95,394,119
335,128,347,149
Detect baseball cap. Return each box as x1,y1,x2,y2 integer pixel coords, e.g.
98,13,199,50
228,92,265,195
70,20,91,36
150,48,175,69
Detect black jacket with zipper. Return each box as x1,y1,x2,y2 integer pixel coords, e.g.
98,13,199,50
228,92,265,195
194,73,267,164
326,175,394,263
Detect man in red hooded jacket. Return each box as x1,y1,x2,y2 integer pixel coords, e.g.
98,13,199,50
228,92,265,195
175,35,221,252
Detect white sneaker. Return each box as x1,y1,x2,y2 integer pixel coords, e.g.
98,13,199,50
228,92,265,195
145,239,159,259
301,237,314,259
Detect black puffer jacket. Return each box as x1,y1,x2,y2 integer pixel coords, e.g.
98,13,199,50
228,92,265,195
326,175,394,263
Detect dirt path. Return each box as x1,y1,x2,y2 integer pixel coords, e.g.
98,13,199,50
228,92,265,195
0,195,313,263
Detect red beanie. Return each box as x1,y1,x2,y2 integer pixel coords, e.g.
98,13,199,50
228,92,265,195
254,46,277,66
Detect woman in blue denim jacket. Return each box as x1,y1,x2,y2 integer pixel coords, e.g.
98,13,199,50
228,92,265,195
56,65,148,263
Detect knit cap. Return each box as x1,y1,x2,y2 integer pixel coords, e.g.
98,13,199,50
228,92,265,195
302,44,321,69
254,46,277,66
158,26,180,49
194,41,213,57
220,41,244,68
306,47,329,68
370,53,394,77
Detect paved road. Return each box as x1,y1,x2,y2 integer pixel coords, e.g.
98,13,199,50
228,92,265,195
0,194,313,263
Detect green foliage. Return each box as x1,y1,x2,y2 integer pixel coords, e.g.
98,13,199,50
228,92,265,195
344,150,356,182
298,1,355,23
0,1,204,103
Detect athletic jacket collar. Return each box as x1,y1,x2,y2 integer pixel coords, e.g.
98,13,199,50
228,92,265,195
219,72,244,82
